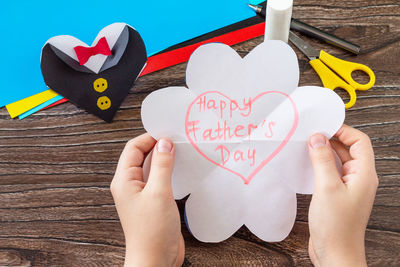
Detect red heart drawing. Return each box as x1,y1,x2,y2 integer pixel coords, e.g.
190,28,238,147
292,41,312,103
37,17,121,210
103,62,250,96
185,90,299,185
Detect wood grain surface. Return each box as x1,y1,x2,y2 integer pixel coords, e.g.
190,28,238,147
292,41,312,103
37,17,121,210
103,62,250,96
0,0,399,266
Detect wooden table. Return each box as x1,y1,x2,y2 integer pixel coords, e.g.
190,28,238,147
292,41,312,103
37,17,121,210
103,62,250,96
0,0,399,266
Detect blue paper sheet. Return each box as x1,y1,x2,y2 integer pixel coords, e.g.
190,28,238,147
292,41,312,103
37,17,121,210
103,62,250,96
1,1,257,108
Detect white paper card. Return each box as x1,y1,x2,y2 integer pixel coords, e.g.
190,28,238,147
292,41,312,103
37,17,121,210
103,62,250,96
141,41,345,243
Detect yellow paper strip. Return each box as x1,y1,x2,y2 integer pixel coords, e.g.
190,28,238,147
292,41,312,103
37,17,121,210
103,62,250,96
6,89,59,118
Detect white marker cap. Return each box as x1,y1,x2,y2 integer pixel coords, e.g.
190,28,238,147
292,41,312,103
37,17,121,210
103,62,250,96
265,0,293,43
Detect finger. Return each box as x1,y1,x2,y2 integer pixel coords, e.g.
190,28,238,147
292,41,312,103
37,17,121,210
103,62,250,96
110,164,146,198
335,126,379,191
341,160,358,177
145,139,175,195
117,134,157,171
309,134,343,192
334,124,374,164
330,139,352,164
113,134,156,186
111,134,156,196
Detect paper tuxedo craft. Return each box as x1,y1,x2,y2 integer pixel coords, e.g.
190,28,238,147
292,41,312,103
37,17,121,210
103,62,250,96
41,23,147,122
141,41,345,242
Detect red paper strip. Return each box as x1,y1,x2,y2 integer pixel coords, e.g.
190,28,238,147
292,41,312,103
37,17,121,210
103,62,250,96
41,22,265,111
141,22,265,76
41,98,68,110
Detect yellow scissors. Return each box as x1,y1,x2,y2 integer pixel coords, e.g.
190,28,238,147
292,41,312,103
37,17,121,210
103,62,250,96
289,31,375,109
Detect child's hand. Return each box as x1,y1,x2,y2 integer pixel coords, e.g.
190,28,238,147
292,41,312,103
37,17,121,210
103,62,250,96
308,125,378,267
110,134,184,267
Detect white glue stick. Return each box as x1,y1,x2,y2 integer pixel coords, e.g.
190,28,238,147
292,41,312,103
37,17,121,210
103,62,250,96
265,0,293,43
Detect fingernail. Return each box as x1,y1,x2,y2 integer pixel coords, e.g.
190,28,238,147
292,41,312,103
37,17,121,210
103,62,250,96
310,134,327,149
157,139,172,153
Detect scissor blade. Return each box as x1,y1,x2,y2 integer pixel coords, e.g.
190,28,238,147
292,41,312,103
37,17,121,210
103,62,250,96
289,31,320,60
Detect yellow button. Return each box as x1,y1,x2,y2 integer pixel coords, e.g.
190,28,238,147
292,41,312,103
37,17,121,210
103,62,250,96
97,96,111,110
93,78,108,93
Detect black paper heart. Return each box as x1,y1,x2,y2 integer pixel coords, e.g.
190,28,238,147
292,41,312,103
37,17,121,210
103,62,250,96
41,23,147,122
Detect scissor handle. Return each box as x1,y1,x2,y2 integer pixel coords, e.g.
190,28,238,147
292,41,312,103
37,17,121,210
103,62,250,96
319,50,376,91
310,59,357,109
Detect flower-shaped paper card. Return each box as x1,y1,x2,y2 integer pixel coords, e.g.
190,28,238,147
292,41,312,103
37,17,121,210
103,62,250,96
41,23,147,122
141,41,345,242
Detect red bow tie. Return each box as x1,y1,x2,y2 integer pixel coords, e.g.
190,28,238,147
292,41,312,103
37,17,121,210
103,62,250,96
74,37,112,66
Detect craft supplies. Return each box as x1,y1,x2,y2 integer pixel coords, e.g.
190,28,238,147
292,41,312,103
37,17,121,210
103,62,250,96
264,0,293,42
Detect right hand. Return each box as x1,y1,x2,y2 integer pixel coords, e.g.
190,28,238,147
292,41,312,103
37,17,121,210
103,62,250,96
307,124,378,267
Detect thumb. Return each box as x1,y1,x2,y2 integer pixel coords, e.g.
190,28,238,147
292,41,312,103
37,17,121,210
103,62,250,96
308,134,342,192
145,138,175,195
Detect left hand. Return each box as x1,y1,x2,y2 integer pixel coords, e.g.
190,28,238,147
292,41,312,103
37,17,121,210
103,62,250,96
110,134,185,267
